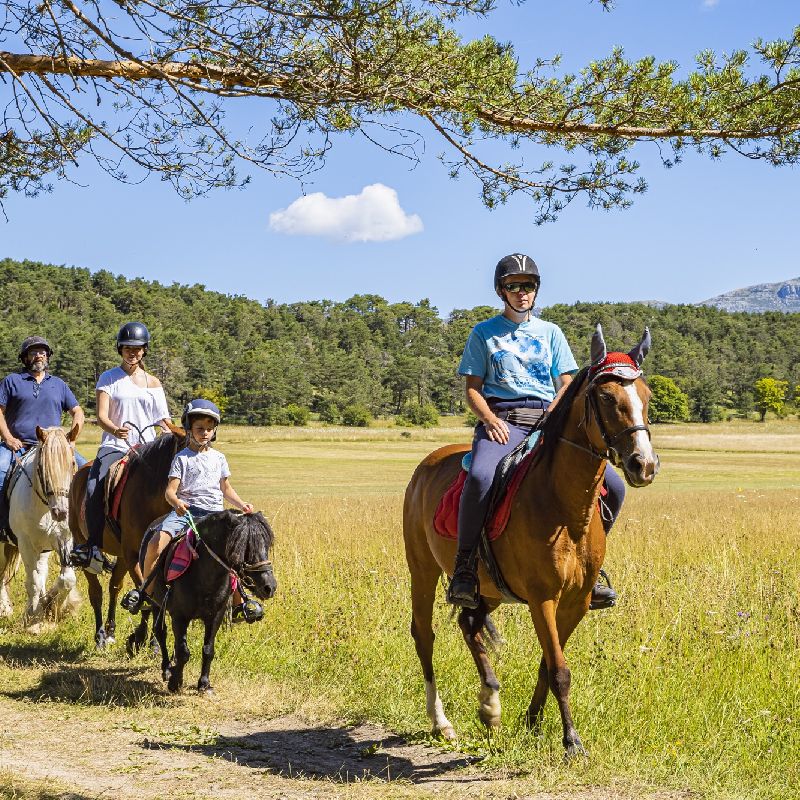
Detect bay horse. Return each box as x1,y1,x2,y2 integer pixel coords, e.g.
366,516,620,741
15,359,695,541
149,510,277,694
0,425,81,622
403,325,659,756
68,421,185,650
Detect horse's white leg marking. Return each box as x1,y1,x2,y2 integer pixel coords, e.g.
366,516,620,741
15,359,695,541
23,549,50,620
0,545,15,617
623,384,657,462
478,683,502,728
425,678,456,741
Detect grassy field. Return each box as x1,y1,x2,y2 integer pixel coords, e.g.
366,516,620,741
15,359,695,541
1,419,799,799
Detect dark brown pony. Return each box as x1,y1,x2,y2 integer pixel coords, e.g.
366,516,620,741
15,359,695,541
402,326,659,757
68,421,185,650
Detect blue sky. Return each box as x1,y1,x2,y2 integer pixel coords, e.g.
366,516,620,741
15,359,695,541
1,1,798,316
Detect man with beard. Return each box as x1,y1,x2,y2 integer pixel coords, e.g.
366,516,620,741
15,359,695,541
0,336,86,540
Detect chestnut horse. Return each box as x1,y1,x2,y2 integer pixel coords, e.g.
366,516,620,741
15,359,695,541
403,325,659,756
68,421,185,650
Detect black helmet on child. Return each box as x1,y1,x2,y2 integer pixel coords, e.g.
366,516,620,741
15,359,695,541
181,398,222,431
494,253,540,298
116,321,150,353
18,335,53,362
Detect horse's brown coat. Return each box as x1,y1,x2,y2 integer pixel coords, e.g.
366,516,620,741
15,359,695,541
403,362,657,754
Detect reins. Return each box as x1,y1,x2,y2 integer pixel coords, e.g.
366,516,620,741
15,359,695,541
184,511,273,590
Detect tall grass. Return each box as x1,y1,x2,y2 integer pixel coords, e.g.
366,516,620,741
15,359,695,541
1,421,798,798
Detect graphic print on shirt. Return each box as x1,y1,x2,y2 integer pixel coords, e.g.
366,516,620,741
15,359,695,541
488,332,552,392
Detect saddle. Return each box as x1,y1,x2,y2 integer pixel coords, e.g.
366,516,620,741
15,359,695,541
79,451,135,537
434,432,541,541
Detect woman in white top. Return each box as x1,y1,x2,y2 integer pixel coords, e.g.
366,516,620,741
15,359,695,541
71,322,171,574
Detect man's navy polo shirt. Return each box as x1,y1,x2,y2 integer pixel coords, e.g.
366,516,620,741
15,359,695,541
0,372,79,444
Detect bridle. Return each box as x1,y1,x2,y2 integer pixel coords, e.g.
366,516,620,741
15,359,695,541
16,442,73,509
560,369,651,467
184,511,273,590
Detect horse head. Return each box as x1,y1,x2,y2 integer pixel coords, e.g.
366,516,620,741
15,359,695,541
581,324,659,487
221,511,278,601
34,425,76,522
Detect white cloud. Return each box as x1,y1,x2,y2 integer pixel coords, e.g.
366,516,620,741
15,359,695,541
702,0,719,7
268,183,423,243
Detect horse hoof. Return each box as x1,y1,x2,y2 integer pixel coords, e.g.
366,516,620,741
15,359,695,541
436,725,457,742
564,742,588,762
197,686,214,697
478,685,502,729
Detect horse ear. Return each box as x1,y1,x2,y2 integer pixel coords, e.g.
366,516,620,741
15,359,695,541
590,323,607,365
163,418,187,439
67,423,79,442
628,327,651,366
36,425,46,443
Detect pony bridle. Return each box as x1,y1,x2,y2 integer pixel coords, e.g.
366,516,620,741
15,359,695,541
200,538,273,590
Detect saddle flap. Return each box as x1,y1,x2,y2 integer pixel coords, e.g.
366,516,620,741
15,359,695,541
105,453,131,522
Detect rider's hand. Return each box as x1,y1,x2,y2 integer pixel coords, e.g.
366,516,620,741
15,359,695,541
240,503,254,514
6,436,24,452
174,501,189,516
114,425,130,440
482,414,510,445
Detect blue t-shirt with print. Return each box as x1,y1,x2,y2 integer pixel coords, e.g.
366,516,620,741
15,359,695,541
458,315,578,401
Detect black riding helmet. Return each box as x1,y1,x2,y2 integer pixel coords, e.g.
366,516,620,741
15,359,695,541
116,321,150,354
18,335,53,362
494,253,540,298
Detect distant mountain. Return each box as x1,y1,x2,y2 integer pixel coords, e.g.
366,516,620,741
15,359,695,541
699,277,800,313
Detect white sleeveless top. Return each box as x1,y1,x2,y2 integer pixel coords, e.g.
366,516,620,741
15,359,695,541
96,367,170,452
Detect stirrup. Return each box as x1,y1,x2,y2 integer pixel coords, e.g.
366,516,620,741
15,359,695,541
232,599,264,624
446,558,480,609
589,568,617,611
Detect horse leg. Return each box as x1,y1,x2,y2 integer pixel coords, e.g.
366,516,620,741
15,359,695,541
104,558,127,645
22,549,49,623
528,600,585,758
42,561,78,620
457,600,502,729
167,613,190,693
197,607,227,695
525,656,549,732
409,561,456,741
0,543,18,617
152,609,171,682
526,601,586,731
83,571,108,648
126,607,153,657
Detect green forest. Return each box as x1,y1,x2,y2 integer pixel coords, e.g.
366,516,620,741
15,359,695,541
1,258,798,425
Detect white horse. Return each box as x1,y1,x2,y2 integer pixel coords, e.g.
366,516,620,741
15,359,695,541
0,425,82,622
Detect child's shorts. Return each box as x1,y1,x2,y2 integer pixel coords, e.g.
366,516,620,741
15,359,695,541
158,506,216,538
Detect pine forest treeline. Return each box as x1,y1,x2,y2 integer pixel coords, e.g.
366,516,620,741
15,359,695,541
2,258,798,424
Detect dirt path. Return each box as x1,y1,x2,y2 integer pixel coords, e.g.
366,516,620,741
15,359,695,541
0,691,692,800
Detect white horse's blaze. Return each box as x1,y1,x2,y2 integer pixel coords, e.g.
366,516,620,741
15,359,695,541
478,684,502,728
623,384,657,464
425,678,456,740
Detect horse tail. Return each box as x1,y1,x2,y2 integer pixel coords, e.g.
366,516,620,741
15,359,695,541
483,613,505,649
0,542,20,585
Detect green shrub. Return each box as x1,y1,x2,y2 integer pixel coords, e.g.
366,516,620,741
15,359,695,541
400,401,440,428
341,404,371,427
285,403,310,426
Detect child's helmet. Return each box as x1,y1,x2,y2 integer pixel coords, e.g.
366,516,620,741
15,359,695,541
181,398,222,431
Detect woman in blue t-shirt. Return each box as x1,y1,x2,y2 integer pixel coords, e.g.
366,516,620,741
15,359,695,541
447,254,624,610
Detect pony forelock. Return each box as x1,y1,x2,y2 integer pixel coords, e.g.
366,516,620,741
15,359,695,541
224,512,275,567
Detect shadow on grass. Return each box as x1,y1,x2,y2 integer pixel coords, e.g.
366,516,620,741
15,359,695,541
4,662,169,707
0,639,85,666
145,720,480,784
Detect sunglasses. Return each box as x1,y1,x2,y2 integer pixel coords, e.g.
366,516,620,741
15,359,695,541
502,281,538,294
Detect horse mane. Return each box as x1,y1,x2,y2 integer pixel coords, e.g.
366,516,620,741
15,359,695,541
224,512,275,567
129,432,182,485
535,366,590,466
38,427,75,488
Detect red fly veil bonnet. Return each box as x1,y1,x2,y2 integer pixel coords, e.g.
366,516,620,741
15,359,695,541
589,323,650,381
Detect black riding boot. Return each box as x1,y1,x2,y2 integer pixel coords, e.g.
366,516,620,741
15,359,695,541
446,549,480,609
589,568,617,610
